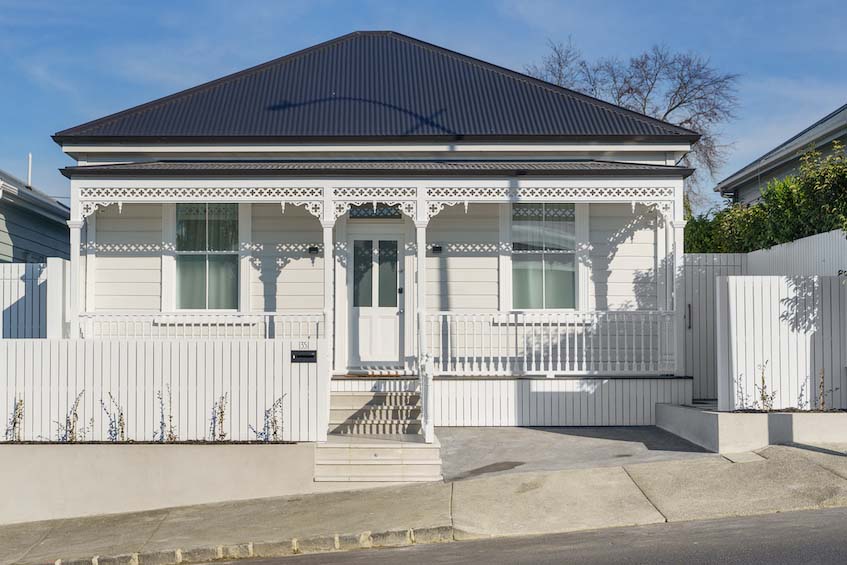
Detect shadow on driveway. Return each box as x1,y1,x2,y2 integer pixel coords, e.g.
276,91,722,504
437,426,714,481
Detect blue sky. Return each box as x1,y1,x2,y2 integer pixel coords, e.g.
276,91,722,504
1,0,845,210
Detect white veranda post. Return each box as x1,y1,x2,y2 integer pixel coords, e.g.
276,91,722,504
321,221,334,356
416,219,434,443
67,220,82,338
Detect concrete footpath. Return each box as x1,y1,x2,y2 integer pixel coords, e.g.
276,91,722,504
4,444,847,564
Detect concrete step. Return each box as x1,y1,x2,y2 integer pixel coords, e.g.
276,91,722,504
314,463,442,482
316,446,442,463
314,434,443,483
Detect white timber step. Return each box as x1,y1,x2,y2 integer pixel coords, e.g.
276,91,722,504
314,433,443,483
330,421,422,435
329,385,423,437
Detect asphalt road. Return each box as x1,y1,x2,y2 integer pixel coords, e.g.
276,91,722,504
227,507,847,564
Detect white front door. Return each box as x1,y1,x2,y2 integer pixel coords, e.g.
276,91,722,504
348,234,404,368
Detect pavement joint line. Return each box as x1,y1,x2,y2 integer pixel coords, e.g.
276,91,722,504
621,465,668,523
786,446,847,483
137,509,172,554
13,517,59,564
449,480,455,539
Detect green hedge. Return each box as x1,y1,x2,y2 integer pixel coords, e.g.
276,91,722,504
686,142,847,253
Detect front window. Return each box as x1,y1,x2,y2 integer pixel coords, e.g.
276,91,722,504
512,203,576,309
176,204,239,309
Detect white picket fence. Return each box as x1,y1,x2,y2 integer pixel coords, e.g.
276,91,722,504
0,263,47,338
0,338,328,442
716,276,847,411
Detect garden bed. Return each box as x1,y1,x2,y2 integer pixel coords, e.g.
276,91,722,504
656,403,847,453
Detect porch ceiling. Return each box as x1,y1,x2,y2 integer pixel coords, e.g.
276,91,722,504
61,159,694,179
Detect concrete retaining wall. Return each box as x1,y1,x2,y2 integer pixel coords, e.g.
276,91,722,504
657,403,847,452
0,444,385,525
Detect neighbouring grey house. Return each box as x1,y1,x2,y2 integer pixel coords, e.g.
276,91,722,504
0,168,69,262
716,102,847,204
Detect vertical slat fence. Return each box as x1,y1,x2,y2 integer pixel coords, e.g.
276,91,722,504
0,338,326,442
0,263,47,339
682,253,747,400
716,276,847,411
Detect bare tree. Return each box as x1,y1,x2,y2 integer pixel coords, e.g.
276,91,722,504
527,39,739,203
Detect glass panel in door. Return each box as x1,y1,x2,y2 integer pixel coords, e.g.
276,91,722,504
353,240,373,307
378,240,398,308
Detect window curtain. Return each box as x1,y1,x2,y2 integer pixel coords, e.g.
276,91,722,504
512,203,576,309
175,203,239,310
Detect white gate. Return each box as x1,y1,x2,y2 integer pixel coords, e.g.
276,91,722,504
683,253,746,399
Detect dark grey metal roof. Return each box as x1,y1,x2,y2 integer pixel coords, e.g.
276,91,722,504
61,160,694,178
54,31,699,143
716,102,847,195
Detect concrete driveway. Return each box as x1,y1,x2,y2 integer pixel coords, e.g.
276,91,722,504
436,426,716,481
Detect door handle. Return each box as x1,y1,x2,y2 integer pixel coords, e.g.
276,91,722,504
398,288,404,294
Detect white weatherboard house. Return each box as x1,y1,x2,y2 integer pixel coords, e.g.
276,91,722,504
50,32,695,481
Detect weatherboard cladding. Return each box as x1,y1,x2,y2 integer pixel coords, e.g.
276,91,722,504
55,32,697,141
61,160,694,178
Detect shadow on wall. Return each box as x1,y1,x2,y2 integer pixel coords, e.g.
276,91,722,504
1,264,46,338
434,378,690,427
425,203,675,374
250,241,320,338
580,203,662,312
776,276,846,409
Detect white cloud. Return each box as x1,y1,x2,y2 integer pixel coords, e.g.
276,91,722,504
20,61,79,96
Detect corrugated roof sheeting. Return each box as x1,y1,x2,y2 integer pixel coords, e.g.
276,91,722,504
56,32,697,141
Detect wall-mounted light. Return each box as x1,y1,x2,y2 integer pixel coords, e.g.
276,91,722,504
308,246,320,255
431,245,443,254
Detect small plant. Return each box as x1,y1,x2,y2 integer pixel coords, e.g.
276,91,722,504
100,393,126,442
209,393,228,442
735,376,751,410
753,363,777,411
4,397,24,442
249,395,285,442
797,378,810,410
153,386,178,442
815,368,841,411
56,391,92,443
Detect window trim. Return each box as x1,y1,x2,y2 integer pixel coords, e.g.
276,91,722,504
164,203,250,313
500,203,589,312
